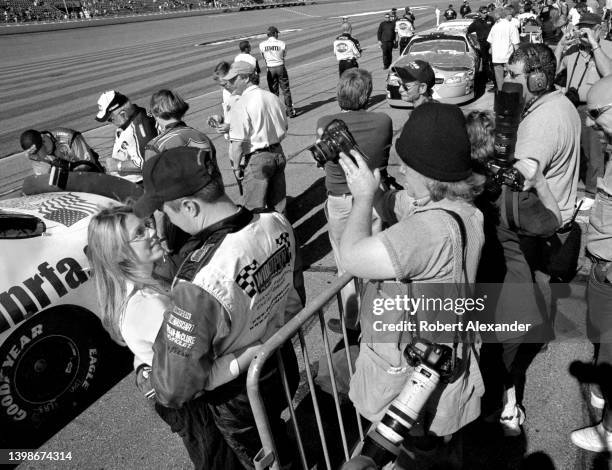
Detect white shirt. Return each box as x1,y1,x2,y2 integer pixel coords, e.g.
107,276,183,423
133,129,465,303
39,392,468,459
121,286,166,368
259,37,286,67
487,18,520,63
234,52,257,68
228,85,288,154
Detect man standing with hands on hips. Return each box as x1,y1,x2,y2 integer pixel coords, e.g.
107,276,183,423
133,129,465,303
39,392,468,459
259,26,297,118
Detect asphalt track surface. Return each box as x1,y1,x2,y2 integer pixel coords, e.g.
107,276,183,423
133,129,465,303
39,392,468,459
4,2,607,469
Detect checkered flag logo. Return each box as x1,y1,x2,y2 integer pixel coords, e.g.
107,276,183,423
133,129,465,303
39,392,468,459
276,232,290,246
38,193,98,227
236,260,259,298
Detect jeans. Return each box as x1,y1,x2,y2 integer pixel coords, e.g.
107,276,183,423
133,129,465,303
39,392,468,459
155,397,241,470
577,105,607,197
587,260,612,366
338,58,358,77
399,36,411,54
381,41,394,69
206,343,300,469
266,65,293,109
492,63,505,91
324,194,381,329
242,147,287,214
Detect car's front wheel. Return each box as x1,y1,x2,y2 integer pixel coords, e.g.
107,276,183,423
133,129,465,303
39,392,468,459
0,305,133,448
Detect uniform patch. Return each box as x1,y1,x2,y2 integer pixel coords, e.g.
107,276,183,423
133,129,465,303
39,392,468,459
172,305,192,320
168,314,195,333
236,232,292,297
166,324,196,349
190,245,212,263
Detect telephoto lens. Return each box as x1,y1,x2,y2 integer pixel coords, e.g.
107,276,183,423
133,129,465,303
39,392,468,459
359,342,453,468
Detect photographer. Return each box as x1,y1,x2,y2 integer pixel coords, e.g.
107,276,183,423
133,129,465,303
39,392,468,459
467,109,559,437
316,68,393,334
555,12,612,210
340,103,485,468
507,43,580,227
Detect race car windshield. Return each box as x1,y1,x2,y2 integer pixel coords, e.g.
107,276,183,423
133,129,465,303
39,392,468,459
0,213,46,239
409,39,467,54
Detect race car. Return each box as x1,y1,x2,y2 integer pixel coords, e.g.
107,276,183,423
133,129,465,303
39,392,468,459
386,28,481,107
0,173,141,449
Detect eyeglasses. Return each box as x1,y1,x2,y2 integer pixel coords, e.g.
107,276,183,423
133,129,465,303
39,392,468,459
128,218,156,243
587,103,612,120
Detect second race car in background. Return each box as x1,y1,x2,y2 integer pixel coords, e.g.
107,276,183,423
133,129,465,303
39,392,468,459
387,24,482,108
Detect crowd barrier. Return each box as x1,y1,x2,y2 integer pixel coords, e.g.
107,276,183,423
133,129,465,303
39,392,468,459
247,272,364,470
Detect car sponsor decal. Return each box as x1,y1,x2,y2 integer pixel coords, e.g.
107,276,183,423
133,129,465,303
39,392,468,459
0,259,89,335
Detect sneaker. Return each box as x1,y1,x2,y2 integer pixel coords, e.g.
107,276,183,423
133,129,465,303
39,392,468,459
578,196,595,211
571,423,612,452
590,384,605,410
500,405,525,437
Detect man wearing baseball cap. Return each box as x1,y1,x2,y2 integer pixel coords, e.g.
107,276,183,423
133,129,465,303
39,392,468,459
259,25,297,118
555,12,612,213
225,60,290,213
392,59,437,108
95,90,157,182
134,146,304,468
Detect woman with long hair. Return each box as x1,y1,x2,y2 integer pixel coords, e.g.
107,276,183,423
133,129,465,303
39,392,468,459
87,204,257,469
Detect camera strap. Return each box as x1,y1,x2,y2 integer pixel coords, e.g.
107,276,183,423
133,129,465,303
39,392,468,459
501,186,521,232
567,53,590,93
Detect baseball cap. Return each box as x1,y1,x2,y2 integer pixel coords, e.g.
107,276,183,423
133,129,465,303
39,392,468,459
96,90,128,122
393,60,436,89
267,25,279,35
133,147,221,218
577,12,601,27
223,61,256,81
395,102,471,182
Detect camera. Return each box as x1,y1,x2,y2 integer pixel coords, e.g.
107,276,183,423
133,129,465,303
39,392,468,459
486,82,525,192
307,119,359,167
359,340,454,467
207,114,222,129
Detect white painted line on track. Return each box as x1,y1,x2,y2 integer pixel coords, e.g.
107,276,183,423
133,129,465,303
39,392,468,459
283,8,320,17
196,28,302,46
330,6,429,19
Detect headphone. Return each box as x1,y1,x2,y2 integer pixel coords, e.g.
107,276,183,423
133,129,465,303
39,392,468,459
524,45,548,93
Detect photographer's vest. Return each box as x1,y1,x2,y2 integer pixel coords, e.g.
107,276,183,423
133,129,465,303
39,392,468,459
349,202,484,437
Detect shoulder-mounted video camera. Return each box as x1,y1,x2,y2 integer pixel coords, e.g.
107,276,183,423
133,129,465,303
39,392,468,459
307,119,359,167
486,82,525,192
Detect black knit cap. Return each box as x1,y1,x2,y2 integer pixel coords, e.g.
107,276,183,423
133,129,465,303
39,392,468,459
395,102,472,182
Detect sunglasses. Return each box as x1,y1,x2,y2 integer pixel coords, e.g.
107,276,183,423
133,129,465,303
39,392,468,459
587,103,612,120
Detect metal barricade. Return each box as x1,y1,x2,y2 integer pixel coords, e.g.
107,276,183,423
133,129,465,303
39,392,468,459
247,272,365,470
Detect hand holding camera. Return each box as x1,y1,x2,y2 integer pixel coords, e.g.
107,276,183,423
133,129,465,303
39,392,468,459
513,158,541,191
207,114,229,134
338,149,381,202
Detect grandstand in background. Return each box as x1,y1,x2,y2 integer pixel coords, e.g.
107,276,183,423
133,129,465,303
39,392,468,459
1,0,304,23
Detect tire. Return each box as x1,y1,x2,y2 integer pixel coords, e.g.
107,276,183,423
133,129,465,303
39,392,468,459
0,305,133,448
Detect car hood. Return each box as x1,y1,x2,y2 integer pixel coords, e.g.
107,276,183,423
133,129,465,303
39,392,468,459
398,52,474,70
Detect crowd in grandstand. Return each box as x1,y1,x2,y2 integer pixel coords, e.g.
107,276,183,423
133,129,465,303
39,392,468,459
15,5,612,469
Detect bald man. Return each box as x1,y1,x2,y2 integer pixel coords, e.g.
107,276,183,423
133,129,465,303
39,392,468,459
570,75,612,453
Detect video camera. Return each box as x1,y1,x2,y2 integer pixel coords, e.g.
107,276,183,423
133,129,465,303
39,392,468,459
486,82,525,192
358,339,454,467
307,119,359,167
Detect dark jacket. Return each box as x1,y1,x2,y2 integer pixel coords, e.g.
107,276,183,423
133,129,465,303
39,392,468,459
377,20,396,42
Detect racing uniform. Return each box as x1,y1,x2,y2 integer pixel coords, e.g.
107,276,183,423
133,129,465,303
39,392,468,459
151,208,304,468
333,33,361,77
44,128,99,165
110,105,157,183
395,16,415,53
259,36,295,114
